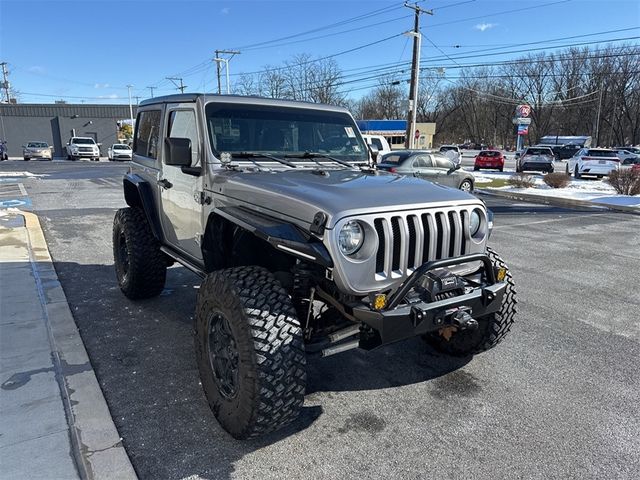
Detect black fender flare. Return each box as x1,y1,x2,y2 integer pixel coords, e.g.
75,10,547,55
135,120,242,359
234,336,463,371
122,173,163,241
209,206,333,268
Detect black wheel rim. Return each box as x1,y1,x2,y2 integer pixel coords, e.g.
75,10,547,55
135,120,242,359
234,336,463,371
117,231,129,280
208,312,239,399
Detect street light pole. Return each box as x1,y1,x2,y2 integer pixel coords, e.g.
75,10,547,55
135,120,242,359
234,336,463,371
126,84,134,132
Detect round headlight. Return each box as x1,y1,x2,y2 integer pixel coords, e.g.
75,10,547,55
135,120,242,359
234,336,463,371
338,220,364,255
470,210,481,236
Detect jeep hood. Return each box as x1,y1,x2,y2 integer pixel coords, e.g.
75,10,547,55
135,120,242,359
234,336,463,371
215,168,482,229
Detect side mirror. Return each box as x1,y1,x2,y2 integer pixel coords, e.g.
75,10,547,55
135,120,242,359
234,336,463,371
97,143,102,147
164,137,192,167
368,144,379,165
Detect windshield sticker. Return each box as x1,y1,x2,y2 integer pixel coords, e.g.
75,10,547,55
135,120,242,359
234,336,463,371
344,127,356,138
353,145,362,153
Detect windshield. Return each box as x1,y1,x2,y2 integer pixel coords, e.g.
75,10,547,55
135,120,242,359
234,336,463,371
113,144,129,150
479,151,501,157
205,103,368,163
439,146,457,152
587,150,617,158
73,138,96,144
28,142,48,148
525,148,552,155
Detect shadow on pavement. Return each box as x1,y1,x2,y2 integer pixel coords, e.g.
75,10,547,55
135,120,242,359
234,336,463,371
51,260,470,479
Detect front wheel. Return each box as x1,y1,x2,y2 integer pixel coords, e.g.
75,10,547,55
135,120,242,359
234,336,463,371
459,179,473,192
112,207,167,299
195,266,306,439
24,157,29,161
424,247,517,356
574,165,581,179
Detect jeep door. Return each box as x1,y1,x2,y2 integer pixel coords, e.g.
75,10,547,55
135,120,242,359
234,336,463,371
158,106,204,261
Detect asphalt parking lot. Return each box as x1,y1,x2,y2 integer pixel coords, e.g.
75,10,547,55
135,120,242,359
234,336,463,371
1,160,639,479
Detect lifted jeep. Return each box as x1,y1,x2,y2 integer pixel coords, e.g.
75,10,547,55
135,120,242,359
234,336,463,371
113,94,517,439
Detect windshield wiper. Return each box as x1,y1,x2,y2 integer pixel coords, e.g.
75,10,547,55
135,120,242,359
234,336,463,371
231,151,298,168
284,151,359,170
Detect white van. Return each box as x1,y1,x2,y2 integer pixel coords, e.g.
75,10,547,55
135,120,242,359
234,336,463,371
362,134,391,158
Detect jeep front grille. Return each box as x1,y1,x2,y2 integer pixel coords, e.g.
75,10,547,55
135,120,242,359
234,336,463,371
374,208,469,279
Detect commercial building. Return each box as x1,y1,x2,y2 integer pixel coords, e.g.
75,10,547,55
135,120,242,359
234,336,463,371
0,103,135,158
357,119,436,150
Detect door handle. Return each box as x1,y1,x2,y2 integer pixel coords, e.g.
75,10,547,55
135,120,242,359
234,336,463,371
157,179,173,189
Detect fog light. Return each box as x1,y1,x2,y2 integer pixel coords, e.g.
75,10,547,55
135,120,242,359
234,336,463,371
496,267,507,282
373,294,387,310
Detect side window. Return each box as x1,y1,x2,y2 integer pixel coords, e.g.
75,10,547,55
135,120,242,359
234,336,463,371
167,110,199,166
134,110,161,159
413,155,430,168
433,155,454,169
371,138,383,150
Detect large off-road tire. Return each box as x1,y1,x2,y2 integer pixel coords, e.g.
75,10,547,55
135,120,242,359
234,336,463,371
425,246,517,356
195,266,306,439
112,207,167,300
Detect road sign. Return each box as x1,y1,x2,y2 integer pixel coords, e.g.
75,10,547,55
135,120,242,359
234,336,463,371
512,117,532,125
517,124,529,136
516,104,531,117
414,129,420,140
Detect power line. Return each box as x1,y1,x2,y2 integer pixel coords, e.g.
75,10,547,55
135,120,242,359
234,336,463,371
232,2,404,50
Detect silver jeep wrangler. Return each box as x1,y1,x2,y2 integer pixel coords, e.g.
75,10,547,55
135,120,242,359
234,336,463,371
113,94,517,439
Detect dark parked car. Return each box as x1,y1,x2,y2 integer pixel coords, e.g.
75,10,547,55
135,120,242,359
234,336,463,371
378,150,475,192
516,147,555,173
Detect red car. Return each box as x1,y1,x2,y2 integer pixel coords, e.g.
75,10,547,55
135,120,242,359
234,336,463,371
474,150,505,172
632,163,640,173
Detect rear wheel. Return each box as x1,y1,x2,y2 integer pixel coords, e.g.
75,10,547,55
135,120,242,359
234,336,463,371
195,266,306,439
112,207,167,299
459,179,473,192
424,247,517,356
24,157,29,161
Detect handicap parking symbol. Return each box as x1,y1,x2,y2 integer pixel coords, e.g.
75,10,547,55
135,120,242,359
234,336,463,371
0,198,32,208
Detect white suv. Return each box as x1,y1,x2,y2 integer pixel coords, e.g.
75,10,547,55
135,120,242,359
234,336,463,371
439,145,462,165
362,134,391,158
66,137,100,161
567,148,620,179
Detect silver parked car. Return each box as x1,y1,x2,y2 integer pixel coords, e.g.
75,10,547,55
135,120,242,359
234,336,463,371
22,141,52,161
378,149,475,192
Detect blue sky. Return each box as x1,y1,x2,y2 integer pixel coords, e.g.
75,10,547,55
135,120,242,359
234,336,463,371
1,0,638,104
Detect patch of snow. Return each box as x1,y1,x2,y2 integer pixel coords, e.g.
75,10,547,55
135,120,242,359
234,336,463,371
0,171,45,178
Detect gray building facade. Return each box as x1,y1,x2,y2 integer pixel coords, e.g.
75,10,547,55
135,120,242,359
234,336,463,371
0,103,136,157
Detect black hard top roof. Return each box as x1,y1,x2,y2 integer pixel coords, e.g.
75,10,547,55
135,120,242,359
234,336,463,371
138,93,349,113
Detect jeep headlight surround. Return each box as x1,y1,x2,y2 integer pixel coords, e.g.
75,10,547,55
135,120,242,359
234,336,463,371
338,220,365,256
469,208,488,242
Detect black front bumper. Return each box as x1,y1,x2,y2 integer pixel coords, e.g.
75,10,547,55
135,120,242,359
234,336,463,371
351,254,506,348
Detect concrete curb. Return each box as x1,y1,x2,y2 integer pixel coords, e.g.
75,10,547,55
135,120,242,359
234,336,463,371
477,188,640,215
21,211,137,480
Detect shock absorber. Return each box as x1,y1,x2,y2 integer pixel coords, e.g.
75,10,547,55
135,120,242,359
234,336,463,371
292,261,314,322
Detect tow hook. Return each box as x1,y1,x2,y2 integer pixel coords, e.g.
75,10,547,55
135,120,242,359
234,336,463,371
452,309,478,331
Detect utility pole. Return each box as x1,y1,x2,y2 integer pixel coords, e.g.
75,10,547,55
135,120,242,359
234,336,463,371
0,62,10,103
166,77,186,93
146,86,156,98
214,50,240,94
126,85,134,132
403,2,432,149
594,84,603,146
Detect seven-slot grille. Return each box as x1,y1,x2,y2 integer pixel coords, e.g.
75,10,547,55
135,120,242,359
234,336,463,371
373,208,470,279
